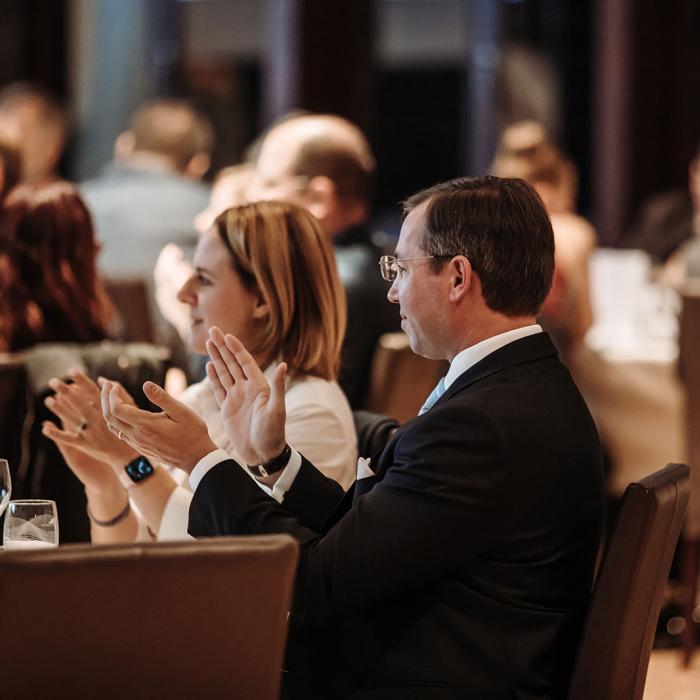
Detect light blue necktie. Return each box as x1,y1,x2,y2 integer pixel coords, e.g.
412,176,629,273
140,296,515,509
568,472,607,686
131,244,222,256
418,376,446,415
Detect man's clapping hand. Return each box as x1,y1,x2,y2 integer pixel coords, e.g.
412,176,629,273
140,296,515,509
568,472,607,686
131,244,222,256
205,326,287,467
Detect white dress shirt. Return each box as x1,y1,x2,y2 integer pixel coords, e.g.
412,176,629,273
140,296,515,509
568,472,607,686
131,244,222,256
189,325,543,501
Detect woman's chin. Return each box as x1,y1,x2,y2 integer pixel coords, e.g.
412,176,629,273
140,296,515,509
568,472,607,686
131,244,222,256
188,328,207,356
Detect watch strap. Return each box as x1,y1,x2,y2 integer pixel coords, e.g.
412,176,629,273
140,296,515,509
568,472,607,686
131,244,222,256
247,444,291,478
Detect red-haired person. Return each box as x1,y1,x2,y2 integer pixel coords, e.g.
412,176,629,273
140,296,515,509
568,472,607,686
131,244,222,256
0,181,112,352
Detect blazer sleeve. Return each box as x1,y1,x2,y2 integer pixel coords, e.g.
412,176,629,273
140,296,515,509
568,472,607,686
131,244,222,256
188,402,508,627
280,458,346,532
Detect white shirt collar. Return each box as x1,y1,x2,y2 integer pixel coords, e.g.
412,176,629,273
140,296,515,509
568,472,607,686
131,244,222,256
443,324,543,390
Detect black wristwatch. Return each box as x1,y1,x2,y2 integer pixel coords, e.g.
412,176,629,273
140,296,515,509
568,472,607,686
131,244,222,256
247,444,291,479
119,456,155,489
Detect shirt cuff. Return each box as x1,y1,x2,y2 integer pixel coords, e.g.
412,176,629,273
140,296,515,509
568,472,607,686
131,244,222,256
257,448,302,504
189,448,230,491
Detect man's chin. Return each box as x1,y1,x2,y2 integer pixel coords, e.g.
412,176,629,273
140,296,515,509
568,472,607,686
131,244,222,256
407,334,441,361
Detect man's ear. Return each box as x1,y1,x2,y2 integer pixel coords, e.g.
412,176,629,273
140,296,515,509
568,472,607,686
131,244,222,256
304,175,337,222
184,152,211,180
447,256,473,302
114,131,135,161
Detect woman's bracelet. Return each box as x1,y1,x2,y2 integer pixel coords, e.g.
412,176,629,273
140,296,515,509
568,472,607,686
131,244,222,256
87,499,131,527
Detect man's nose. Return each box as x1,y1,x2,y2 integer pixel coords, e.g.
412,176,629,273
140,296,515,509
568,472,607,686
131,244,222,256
387,280,399,304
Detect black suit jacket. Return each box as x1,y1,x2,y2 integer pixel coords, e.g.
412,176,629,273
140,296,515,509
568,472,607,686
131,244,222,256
189,333,605,700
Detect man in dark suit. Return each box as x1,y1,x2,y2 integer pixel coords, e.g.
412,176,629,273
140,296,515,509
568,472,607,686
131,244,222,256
104,176,605,699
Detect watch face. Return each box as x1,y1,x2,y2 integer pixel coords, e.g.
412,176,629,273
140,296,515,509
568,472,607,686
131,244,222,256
125,457,154,483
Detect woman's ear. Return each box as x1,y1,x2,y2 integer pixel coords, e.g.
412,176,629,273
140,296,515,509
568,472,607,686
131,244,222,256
251,291,270,320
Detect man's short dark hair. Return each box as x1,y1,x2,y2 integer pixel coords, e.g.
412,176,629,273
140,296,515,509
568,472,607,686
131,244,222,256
403,176,555,317
128,99,214,170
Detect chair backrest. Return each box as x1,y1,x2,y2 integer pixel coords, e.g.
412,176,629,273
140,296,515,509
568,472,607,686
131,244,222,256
365,332,447,423
679,286,700,540
0,356,26,470
104,276,155,343
0,535,298,699
568,463,690,700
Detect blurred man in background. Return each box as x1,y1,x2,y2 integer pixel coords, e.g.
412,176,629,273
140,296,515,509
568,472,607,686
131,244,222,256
247,114,400,408
81,99,214,383
81,98,213,281
0,82,67,184
624,140,700,266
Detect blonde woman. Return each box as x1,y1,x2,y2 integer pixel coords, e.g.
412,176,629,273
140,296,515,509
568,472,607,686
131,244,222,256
43,201,357,542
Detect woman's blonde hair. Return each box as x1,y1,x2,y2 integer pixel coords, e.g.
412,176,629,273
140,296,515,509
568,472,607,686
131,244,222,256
213,200,346,380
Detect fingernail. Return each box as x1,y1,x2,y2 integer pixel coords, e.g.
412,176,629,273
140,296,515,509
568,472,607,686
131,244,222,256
144,382,156,394
45,396,55,406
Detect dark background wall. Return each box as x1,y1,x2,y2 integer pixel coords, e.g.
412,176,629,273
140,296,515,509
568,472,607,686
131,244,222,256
0,0,698,242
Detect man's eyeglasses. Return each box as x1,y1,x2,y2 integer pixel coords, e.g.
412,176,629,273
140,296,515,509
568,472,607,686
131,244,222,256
379,254,464,282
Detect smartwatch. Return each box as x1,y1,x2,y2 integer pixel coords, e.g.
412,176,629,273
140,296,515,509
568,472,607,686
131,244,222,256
247,444,291,479
119,456,155,489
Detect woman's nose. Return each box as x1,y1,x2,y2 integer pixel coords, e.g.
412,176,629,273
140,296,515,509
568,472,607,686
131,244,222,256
177,276,196,305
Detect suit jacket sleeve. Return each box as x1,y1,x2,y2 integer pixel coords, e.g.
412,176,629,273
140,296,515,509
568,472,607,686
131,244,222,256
188,403,507,627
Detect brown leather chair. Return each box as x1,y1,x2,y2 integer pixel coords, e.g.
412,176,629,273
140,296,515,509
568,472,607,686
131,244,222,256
0,355,26,475
679,285,700,666
568,463,690,700
0,535,298,699
365,332,447,423
104,276,155,343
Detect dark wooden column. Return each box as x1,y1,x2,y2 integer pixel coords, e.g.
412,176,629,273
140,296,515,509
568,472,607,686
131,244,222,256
593,0,700,245
0,0,68,93
629,0,700,209
262,0,374,131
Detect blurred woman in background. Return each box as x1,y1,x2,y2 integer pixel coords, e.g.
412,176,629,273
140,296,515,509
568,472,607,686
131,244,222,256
43,200,357,543
0,181,112,352
492,121,596,354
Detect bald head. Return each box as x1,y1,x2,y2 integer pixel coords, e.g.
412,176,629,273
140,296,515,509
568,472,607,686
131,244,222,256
248,114,375,235
117,99,214,177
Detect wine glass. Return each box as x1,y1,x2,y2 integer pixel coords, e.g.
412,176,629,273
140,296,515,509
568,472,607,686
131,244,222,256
3,499,59,550
0,458,11,518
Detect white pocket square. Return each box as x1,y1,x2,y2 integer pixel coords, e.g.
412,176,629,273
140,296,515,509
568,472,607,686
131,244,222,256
356,456,374,480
